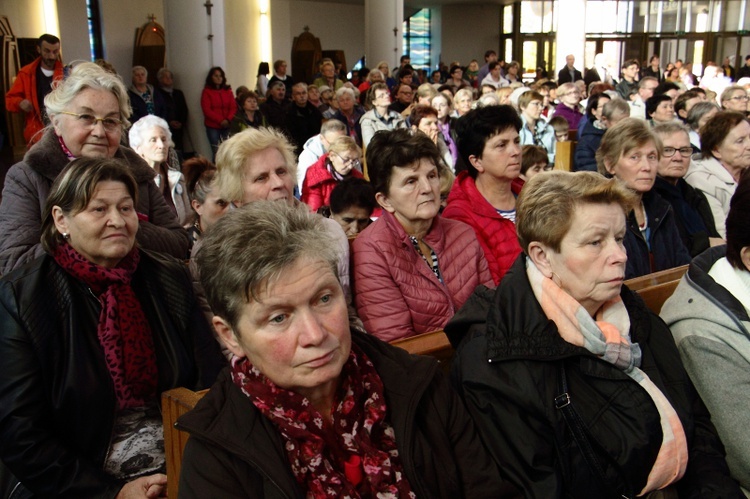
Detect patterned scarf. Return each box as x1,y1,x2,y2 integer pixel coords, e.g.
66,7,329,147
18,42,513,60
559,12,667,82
525,257,688,494
53,243,157,410
231,344,415,499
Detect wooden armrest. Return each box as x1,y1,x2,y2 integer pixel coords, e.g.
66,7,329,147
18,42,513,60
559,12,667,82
390,329,453,362
162,388,208,499
624,264,688,292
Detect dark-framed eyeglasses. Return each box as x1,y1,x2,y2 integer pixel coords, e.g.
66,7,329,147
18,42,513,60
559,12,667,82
58,111,122,132
662,146,693,157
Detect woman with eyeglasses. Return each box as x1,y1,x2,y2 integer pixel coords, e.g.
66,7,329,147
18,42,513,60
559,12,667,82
652,123,724,257
301,136,365,212
720,86,749,114
0,62,189,275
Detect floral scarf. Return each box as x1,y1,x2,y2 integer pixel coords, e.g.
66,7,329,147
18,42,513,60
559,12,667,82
525,257,688,495
53,243,157,410
231,344,415,498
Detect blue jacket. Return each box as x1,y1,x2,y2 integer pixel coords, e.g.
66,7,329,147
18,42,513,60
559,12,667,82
574,120,605,172
624,191,692,279
519,116,556,164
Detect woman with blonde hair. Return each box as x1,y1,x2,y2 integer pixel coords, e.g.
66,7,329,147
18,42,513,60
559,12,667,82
301,136,365,212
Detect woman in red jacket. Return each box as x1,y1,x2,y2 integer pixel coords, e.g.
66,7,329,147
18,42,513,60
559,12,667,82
443,105,524,285
352,129,492,342
201,66,236,159
301,136,364,212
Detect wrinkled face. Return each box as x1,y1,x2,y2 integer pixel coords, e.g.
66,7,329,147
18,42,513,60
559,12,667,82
271,84,286,102
332,205,371,236
713,120,750,172
53,181,138,268
697,107,718,130
52,88,122,159
416,114,439,143
722,90,749,112
377,158,440,230
240,147,295,205
220,258,351,402
606,142,658,193
39,41,60,71
432,96,451,120
337,92,355,113
373,89,391,108
651,100,675,123
132,68,147,86
397,85,413,105
136,126,170,167
472,128,522,182
543,202,628,316
657,131,692,180
329,149,360,176
193,190,229,232
455,94,472,115
292,86,308,107
522,99,543,121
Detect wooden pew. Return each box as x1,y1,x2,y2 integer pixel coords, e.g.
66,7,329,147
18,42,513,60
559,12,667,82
553,140,576,172
625,264,688,314
162,387,208,498
390,329,454,367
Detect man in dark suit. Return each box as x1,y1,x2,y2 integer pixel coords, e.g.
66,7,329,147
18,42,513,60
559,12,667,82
557,54,583,84
156,68,189,159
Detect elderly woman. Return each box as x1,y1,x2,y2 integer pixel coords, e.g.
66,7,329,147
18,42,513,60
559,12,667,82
0,157,223,497
685,100,719,151
0,62,188,275
201,66,235,158
301,136,365,212
129,115,192,227
597,118,690,278
331,86,364,147
719,85,749,113
447,170,742,498
410,104,454,170
352,129,492,342
646,93,676,126
662,171,750,494
127,65,166,124
177,201,519,498
652,122,723,257
451,88,473,118
359,82,406,148
443,105,523,285
686,111,750,239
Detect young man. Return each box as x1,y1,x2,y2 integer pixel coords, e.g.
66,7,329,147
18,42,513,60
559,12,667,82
616,59,640,100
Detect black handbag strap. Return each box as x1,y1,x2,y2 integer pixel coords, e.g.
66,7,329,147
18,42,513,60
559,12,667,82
555,363,631,499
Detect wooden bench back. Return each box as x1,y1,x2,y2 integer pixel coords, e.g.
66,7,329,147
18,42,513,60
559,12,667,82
625,264,688,314
162,387,208,498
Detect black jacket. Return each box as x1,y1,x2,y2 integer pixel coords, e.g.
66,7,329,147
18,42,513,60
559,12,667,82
285,102,322,156
624,190,692,279
0,251,226,498
156,86,189,152
653,176,721,257
446,255,741,499
573,120,604,172
176,330,520,499
557,66,583,84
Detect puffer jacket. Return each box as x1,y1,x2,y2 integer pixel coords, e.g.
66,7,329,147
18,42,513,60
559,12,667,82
661,245,750,494
359,108,406,147
446,254,742,499
352,210,492,342
4,58,63,144
0,129,190,276
300,154,364,212
573,119,605,172
442,171,522,285
0,250,226,498
684,155,737,239
176,331,521,498
624,190,691,279
200,87,236,129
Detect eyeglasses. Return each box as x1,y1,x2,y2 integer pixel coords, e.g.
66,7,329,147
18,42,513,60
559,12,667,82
332,152,361,168
59,111,122,132
662,146,693,157
729,95,749,102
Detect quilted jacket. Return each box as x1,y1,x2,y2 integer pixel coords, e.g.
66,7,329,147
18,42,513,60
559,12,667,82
300,154,364,212
442,172,522,285
352,210,492,342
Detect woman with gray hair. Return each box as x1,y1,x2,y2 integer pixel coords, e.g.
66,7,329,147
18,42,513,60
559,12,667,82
331,86,364,147
128,65,166,124
0,61,189,275
685,100,720,151
177,200,519,498
129,115,192,227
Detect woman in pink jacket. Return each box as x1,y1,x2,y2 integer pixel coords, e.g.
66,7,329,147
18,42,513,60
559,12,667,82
201,67,236,159
352,129,493,342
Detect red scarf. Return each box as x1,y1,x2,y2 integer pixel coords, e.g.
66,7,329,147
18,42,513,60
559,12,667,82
53,243,158,410
231,344,415,498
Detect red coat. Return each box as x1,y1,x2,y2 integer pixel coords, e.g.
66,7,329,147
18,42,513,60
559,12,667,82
200,87,236,129
442,171,522,285
300,154,364,212
353,210,493,342
5,57,63,144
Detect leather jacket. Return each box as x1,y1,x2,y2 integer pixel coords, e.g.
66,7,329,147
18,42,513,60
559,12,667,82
0,251,225,498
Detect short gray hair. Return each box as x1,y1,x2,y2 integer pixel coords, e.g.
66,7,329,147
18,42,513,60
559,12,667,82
336,86,356,102
45,61,132,128
196,200,340,329
686,101,720,131
128,115,173,150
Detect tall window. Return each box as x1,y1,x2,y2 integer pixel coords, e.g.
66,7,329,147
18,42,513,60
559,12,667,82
403,9,431,71
87,0,104,60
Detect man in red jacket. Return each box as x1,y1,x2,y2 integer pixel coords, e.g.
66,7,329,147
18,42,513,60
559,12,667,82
5,34,64,145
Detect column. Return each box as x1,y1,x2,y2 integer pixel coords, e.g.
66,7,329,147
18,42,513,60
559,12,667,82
365,0,403,72
555,0,586,76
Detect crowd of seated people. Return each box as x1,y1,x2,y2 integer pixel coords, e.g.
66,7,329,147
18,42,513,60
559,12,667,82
2,47,750,497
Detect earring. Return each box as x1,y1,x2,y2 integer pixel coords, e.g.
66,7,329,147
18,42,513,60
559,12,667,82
62,232,69,240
